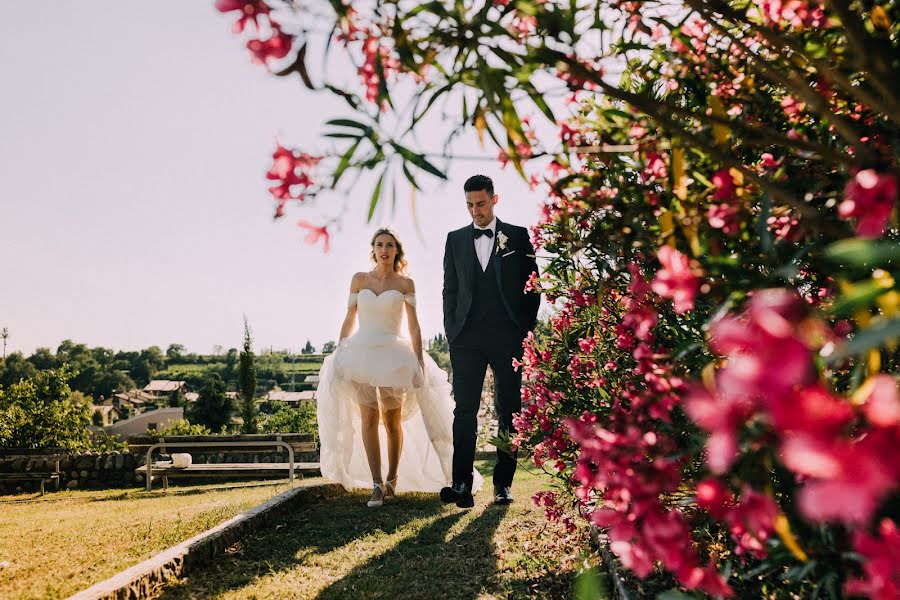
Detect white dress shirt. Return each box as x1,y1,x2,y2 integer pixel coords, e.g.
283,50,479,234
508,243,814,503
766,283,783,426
474,218,497,272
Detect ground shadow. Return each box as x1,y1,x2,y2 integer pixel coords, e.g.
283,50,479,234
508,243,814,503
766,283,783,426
155,490,444,599
315,503,509,600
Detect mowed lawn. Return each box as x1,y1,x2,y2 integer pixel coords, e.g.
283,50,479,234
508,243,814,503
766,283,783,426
0,480,313,600
155,459,598,600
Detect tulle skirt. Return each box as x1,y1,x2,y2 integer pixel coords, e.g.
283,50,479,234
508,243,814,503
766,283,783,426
316,332,483,493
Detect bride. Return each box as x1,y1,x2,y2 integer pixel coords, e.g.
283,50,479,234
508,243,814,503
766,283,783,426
316,227,483,507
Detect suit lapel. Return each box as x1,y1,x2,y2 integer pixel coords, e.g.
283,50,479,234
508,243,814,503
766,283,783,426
461,224,477,287
493,219,504,286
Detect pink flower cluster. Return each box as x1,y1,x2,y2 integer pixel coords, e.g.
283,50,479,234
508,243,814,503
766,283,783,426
759,0,826,29
846,518,900,600
697,480,779,560
215,0,294,67
652,246,703,314
838,169,897,238
570,417,732,596
688,289,900,529
266,143,321,217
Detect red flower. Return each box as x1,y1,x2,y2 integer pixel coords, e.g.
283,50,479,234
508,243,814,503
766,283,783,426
247,25,293,66
838,170,897,238
297,220,330,252
711,169,737,200
652,246,702,314
845,519,900,600
215,0,270,33
707,202,739,235
859,375,900,428
685,385,754,473
709,289,813,401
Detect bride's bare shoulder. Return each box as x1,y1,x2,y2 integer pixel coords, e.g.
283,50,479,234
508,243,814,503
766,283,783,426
349,272,370,291
399,275,416,294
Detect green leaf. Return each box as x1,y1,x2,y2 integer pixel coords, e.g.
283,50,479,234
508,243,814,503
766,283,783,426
657,590,702,600
756,193,773,254
393,144,447,180
402,162,421,190
323,84,361,109
574,567,608,600
827,317,900,363
325,118,371,131
827,281,889,317
332,138,362,188
824,238,900,267
367,169,387,223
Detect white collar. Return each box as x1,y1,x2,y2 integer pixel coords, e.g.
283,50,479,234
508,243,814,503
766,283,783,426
475,218,497,233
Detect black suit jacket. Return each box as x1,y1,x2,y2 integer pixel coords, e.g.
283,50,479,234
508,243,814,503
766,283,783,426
443,219,541,343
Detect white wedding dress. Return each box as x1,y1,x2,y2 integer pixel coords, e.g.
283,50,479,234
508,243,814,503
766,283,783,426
316,289,483,493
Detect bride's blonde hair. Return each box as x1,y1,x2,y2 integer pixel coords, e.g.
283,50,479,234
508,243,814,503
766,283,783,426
370,227,408,275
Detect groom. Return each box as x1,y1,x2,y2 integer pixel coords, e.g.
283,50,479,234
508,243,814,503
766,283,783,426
441,174,541,508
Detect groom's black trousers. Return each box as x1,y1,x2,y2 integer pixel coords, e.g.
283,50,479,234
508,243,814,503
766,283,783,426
449,324,525,490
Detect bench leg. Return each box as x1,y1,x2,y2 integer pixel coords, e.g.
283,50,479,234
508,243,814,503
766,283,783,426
40,480,45,496
163,476,168,492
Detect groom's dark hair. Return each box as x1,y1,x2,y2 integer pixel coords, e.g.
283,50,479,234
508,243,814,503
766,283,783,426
464,174,494,196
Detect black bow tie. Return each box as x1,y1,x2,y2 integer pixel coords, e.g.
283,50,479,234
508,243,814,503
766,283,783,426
474,228,494,239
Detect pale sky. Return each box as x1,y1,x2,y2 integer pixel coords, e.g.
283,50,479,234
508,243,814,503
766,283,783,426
0,1,549,357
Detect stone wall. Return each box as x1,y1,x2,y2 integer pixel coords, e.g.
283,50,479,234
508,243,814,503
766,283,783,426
0,446,319,495
0,451,141,493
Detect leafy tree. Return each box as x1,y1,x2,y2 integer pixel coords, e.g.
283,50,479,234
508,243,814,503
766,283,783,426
239,317,258,434
321,340,336,354
0,352,39,388
260,401,317,437
223,347,239,382
166,343,186,363
147,419,211,436
188,373,234,432
0,369,91,450
28,347,58,371
301,340,315,354
426,334,450,373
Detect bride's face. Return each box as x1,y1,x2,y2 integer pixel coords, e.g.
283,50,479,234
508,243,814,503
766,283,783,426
372,233,399,269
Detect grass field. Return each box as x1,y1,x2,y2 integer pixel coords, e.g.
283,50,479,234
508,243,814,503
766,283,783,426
155,459,601,600
0,479,314,600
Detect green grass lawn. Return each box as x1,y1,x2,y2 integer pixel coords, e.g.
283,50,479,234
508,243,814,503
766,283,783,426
0,479,314,600
155,459,599,600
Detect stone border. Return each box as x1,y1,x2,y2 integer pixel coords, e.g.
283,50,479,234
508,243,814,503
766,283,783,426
67,481,345,600
589,524,634,600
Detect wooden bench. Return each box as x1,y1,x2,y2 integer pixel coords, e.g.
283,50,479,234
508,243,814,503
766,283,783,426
0,451,62,495
129,434,319,491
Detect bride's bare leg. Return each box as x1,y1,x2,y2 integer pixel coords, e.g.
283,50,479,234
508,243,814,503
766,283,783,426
381,397,403,486
356,383,384,482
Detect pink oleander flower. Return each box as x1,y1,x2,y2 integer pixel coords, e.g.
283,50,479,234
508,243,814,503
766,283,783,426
845,519,900,600
265,144,320,210
297,219,330,252
859,375,900,427
685,385,755,473
707,202,739,236
838,169,898,238
711,168,737,200
643,152,668,181
696,478,732,519
725,488,778,559
215,0,270,33
247,25,293,66
784,428,900,525
652,246,702,314
709,289,813,401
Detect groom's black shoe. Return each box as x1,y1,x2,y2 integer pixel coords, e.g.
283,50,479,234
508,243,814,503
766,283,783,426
494,485,514,505
440,482,474,508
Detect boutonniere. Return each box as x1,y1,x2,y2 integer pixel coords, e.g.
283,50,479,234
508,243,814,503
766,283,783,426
495,231,509,254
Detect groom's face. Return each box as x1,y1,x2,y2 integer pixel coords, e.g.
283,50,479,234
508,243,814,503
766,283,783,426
465,190,498,228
